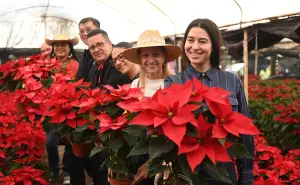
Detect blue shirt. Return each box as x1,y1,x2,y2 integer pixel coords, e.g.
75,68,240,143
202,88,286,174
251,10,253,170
165,65,254,185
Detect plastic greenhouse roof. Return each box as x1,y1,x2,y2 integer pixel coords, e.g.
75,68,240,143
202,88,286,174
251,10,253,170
0,0,299,49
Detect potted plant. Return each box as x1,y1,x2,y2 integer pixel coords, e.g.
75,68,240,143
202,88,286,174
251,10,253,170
120,78,261,184
89,84,145,185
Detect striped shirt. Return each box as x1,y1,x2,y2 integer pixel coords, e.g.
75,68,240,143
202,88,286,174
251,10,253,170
165,65,254,185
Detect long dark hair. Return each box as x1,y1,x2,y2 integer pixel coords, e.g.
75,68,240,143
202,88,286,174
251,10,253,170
182,18,223,70
50,42,79,62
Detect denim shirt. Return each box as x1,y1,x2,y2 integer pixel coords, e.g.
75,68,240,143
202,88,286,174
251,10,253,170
165,65,254,185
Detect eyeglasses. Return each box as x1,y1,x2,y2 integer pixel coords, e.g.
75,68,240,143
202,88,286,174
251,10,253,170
89,41,108,52
111,54,125,66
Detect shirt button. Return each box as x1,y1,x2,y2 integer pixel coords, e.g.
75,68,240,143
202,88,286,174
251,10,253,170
202,73,205,77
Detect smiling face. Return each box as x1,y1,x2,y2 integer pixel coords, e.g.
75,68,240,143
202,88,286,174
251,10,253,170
184,27,212,68
87,34,112,64
112,47,134,74
139,47,165,76
79,21,98,45
53,42,70,59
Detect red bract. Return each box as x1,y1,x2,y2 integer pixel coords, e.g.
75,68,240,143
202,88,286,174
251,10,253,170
178,119,231,172
190,77,230,104
0,166,49,185
24,77,43,91
104,84,143,100
130,82,198,146
97,113,128,133
208,97,260,138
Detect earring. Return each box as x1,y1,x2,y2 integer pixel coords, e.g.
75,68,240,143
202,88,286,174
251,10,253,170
68,52,73,58
52,53,56,57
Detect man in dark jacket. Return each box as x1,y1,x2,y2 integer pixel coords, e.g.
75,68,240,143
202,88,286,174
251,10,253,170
76,17,100,81
69,28,131,185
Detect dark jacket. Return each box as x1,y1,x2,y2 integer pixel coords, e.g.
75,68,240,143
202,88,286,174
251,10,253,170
87,56,131,89
165,65,254,185
76,49,94,82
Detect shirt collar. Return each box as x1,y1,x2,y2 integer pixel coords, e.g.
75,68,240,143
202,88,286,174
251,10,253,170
187,64,218,80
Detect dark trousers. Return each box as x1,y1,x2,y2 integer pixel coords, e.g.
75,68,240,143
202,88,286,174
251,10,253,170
46,128,72,175
69,149,109,185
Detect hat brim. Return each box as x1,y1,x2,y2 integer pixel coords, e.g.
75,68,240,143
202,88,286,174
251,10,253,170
122,44,181,64
45,37,79,46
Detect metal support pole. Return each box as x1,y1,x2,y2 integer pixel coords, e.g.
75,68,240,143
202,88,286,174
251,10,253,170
254,27,259,75
243,29,249,102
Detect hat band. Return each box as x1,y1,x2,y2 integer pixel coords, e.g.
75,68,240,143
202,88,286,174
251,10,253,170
137,36,165,46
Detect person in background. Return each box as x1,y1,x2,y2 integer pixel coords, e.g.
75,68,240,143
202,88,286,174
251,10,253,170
69,28,130,185
46,34,79,79
40,42,52,60
164,18,255,185
122,30,181,185
111,42,140,82
76,17,100,81
8,54,17,62
44,34,80,184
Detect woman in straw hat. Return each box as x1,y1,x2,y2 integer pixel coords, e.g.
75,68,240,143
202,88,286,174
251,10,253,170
123,30,181,97
122,30,181,185
46,34,80,79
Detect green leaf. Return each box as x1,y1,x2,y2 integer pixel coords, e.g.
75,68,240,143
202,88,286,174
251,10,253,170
107,105,120,116
186,124,199,137
178,155,192,177
127,139,148,157
281,124,289,132
41,78,54,88
218,138,226,146
122,132,139,147
90,146,104,157
107,138,123,153
124,125,146,136
126,112,139,121
227,143,252,159
74,123,90,133
16,80,22,89
149,137,175,160
203,160,232,184
148,158,168,177
101,132,109,141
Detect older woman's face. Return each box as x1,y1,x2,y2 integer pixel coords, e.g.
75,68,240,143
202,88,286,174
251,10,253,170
139,47,165,75
53,42,70,58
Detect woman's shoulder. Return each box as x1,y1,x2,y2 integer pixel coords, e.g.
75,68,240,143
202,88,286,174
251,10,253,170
131,78,140,88
165,71,185,85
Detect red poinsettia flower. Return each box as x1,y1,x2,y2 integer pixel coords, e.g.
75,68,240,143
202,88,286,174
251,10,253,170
24,77,43,91
189,77,230,105
130,82,198,146
207,97,261,138
178,116,232,172
117,96,148,112
10,166,49,185
97,113,128,133
104,84,143,100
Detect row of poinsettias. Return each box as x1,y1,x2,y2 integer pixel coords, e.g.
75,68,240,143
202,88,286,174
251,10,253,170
248,76,300,184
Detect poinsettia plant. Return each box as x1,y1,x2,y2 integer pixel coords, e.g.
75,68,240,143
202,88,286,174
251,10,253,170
118,78,261,184
0,55,57,185
89,84,146,180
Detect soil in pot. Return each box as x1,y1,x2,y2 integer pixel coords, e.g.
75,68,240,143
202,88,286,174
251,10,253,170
108,172,135,185
158,174,193,185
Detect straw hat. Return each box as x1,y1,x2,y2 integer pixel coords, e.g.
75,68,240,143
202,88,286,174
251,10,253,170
45,34,79,46
122,30,181,64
